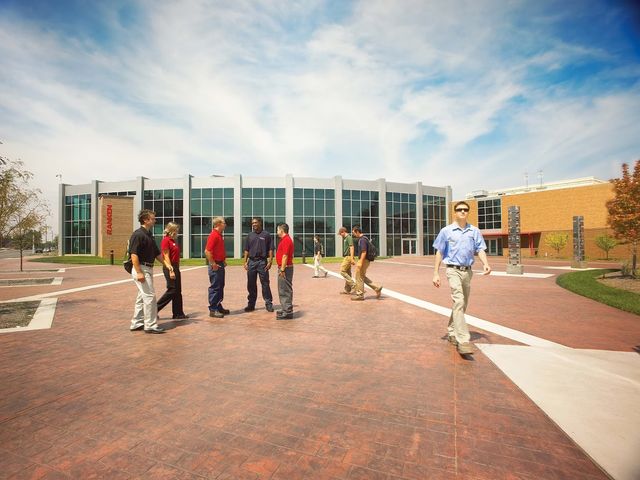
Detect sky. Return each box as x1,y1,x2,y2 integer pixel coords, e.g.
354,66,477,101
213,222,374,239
1,0,639,235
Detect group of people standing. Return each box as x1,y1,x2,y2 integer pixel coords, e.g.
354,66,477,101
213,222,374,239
127,212,295,334
128,200,490,356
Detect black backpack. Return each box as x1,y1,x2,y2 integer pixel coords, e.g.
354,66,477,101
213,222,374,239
123,239,133,273
364,237,377,261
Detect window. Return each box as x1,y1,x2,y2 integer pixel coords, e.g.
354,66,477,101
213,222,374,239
190,188,234,258
293,188,335,256
386,192,417,256
422,195,447,255
143,189,184,253
341,189,379,253
478,198,502,230
64,194,92,254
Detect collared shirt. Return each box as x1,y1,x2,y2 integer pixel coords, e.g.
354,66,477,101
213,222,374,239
129,227,160,264
205,229,226,262
314,241,324,255
161,236,180,264
342,234,354,257
432,222,486,267
244,230,273,258
276,234,294,266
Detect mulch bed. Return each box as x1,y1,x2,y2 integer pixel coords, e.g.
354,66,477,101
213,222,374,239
597,272,640,294
0,301,41,329
0,278,55,286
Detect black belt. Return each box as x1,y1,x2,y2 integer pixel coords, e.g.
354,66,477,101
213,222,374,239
446,264,471,271
141,262,155,267
249,256,266,260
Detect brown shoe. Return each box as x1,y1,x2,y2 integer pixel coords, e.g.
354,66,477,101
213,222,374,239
447,335,458,346
339,290,351,295
350,295,364,301
457,342,474,355
375,286,383,299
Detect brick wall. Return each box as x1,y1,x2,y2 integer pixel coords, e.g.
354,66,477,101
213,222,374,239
98,196,134,259
453,183,631,260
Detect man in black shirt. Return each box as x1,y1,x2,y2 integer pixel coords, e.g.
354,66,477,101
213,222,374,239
129,209,173,334
243,217,274,312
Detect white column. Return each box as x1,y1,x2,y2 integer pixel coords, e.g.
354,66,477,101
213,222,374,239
234,174,243,258
416,182,424,256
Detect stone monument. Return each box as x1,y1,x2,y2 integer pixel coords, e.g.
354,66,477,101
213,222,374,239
571,215,587,269
506,205,524,275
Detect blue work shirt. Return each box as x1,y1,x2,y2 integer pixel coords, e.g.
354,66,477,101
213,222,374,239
432,222,486,267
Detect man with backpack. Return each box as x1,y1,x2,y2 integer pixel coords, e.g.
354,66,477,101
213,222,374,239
350,225,382,301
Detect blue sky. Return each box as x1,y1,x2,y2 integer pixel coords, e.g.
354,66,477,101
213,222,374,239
1,0,639,233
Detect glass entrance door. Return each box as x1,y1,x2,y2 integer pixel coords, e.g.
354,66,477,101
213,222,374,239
487,238,503,256
402,238,417,255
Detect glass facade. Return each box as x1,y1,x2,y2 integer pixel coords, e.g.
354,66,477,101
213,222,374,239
342,190,379,252
386,192,417,256
190,188,234,258
423,195,447,255
63,194,92,254
478,198,502,230
293,188,335,256
143,189,184,252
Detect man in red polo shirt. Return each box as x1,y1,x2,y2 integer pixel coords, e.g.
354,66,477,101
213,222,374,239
275,223,294,320
204,216,228,318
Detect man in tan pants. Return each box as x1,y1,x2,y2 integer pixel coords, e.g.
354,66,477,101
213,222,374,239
432,201,491,355
351,226,382,301
338,227,355,294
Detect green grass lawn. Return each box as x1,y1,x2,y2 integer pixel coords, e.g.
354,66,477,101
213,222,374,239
556,269,640,316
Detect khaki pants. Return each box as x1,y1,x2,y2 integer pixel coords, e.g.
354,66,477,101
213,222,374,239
131,265,159,330
340,256,355,292
446,268,473,344
353,259,380,297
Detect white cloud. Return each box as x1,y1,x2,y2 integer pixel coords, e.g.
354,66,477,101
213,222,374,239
0,0,638,233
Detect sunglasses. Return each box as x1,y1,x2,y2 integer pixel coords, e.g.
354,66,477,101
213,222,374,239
455,208,469,212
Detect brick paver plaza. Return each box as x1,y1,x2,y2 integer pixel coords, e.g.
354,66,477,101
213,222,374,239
1,256,639,479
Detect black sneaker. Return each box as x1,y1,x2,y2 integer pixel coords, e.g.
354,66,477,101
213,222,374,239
218,307,230,315
244,305,255,312
266,304,274,312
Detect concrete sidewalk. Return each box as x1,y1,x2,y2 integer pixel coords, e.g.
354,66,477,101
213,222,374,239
0,257,637,479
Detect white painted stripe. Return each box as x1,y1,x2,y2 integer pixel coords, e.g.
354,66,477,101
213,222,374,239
57,268,66,273
52,277,63,285
310,264,563,348
9,266,207,303
541,266,599,271
378,260,553,278
0,298,57,334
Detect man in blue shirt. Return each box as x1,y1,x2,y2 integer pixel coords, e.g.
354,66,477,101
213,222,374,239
243,217,274,312
432,201,491,355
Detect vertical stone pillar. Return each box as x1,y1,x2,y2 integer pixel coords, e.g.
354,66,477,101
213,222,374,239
572,215,587,268
506,205,524,274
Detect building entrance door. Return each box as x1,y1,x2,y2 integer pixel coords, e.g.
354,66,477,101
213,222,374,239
402,238,417,255
487,238,503,256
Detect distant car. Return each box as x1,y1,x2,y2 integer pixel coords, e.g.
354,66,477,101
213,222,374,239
34,248,44,253
43,248,51,253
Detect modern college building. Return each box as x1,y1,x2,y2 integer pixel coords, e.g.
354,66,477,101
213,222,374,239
58,175,451,260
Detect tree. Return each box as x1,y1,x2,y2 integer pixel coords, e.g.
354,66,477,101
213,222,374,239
11,229,42,272
606,160,639,277
544,232,568,255
594,234,618,260
0,156,50,271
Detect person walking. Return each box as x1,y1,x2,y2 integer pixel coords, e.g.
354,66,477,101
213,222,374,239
157,222,187,320
432,201,491,355
338,227,355,294
312,235,329,278
350,226,382,301
243,217,274,312
205,216,229,318
275,223,294,320
129,209,174,334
